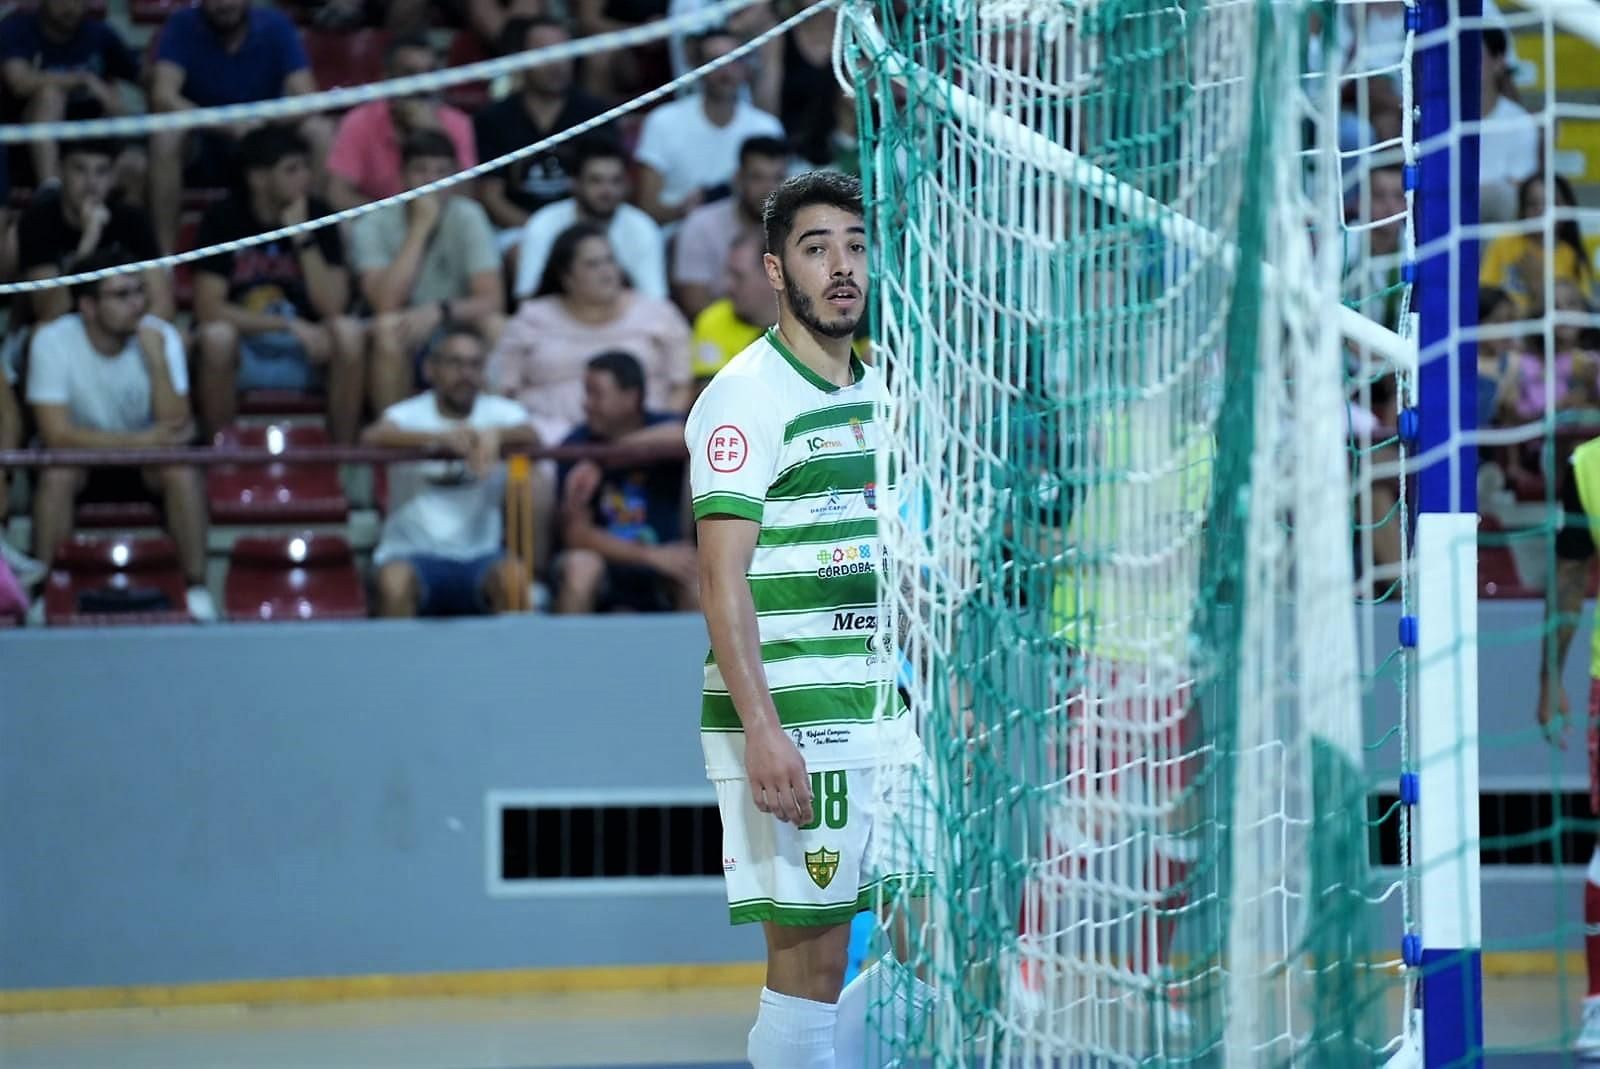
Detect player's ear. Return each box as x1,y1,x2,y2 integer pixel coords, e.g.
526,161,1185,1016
763,252,784,292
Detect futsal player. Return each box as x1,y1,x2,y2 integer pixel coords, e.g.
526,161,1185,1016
686,170,934,1068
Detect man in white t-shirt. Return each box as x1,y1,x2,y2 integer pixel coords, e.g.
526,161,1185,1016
26,253,213,620
513,138,665,302
1479,27,1540,223
672,135,789,320
633,29,784,228
361,322,539,617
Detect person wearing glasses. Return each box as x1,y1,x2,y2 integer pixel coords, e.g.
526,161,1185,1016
361,321,537,617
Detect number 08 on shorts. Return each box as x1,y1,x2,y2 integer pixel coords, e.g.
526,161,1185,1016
715,752,936,926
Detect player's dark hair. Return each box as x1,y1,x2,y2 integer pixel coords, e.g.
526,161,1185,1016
402,128,458,167
536,221,611,297
238,123,309,173
69,250,135,305
739,136,789,168
572,136,626,176
762,171,864,254
1483,26,1508,59
386,31,435,68
587,350,645,401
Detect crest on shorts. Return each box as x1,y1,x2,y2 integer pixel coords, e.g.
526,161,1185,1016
805,847,840,890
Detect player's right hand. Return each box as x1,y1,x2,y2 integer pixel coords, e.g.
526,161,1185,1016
1538,672,1571,749
744,720,812,827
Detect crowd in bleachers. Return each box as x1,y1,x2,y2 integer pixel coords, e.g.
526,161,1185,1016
1336,7,1600,591
0,0,851,625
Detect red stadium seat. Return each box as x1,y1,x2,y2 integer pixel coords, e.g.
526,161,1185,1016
224,533,366,621
76,499,163,529
208,423,348,524
443,30,490,113
130,0,189,24
304,27,390,92
44,535,192,626
238,390,326,417
75,470,163,530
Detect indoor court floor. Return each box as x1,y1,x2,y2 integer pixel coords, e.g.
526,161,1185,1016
0,975,1584,1067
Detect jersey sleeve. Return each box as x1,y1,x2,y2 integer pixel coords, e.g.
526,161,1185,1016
686,375,780,523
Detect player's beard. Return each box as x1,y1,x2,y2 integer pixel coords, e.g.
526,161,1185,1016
785,274,860,341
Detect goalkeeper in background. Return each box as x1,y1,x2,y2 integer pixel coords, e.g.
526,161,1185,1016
685,171,934,1068
1538,435,1600,1057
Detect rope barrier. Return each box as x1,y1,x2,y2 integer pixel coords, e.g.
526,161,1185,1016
0,0,839,296
0,440,688,469
0,0,768,144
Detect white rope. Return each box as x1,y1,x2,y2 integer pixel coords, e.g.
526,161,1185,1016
0,0,767,144
0,0,838,297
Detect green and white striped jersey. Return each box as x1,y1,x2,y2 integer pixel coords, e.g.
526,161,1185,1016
686,328,916,779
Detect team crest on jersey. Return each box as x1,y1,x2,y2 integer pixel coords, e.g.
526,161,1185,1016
849,417,866,450
863,481,876,510
805,847,840,890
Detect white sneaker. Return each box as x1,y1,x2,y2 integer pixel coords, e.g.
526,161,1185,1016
186,586,218,623
0,539,46,589
1578,996,1600,1059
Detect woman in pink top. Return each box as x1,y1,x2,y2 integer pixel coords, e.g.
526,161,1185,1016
489,223,693,444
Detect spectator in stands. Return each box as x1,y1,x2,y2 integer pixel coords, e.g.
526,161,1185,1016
671,135,787,318
294,0,544,39
1344,163,1406,330
354,129,506,420
1477,285,1522,429
0,0,142,192
148,0,334,253
0,363,19,554
362,322,536,617
634,29,783,227
474,16,609,244
754,0,839,168
1480,172,1596,313
690,232,774,390
513,137,665,302
26,254,214,620
16,139,171,327
1506,281,1600,424
491,222,691,445
572,0,669,101
554,350,695,613
1479,27,1540,224
193,124,364,443
326,33,478,210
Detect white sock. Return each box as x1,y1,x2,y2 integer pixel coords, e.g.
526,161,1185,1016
834,959,936,1068
747,986,838,1069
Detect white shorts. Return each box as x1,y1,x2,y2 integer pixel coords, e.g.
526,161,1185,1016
715,749,936,927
